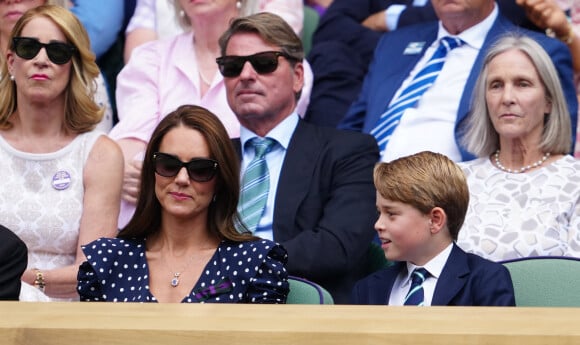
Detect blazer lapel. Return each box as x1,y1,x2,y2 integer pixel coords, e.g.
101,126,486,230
431,244,470,305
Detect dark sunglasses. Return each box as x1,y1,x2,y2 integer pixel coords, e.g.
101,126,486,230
216,51,295,78
12,37,77,65
153,152,218,182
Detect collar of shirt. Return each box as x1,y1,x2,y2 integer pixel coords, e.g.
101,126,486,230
436,1,499,51
239,112,299,154
403,242,454,287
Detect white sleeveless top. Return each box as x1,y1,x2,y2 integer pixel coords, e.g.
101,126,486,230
0,131,102,300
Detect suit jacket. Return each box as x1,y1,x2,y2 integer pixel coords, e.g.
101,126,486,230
305,0,536,128
351,244,515,306
234,120,379,303
338,14,578,161
0,224,27,300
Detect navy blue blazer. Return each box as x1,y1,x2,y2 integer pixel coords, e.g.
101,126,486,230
0,225,27,300
351,244,515,306
338,14,578,161
234,120,379,303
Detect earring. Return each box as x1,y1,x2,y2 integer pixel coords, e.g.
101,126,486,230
179,10,185,18
236,0,242,9
212,194,217,203
9,75,14,81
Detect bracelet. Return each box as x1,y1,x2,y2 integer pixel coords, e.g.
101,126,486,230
33,269,46,293
546,24,575,44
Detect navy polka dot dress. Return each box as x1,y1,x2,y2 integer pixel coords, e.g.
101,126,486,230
77,238,289,303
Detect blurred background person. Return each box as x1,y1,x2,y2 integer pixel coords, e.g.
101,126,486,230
78,105,289,303
123,0,304,63
0,5,123,301
457,34,580,261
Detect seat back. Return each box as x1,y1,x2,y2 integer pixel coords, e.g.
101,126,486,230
302,6,320,56
501,256,580,307
286,276,334,304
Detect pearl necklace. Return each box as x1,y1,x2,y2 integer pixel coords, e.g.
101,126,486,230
493,150,550,174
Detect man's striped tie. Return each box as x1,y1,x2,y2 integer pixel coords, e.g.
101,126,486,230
371,36,464,156
238,137,276,232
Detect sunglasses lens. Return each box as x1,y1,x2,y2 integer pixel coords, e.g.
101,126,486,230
249,53,279,74
13,37,74,64
217,52,288,77
186,160,218,182
45,43,74,64
154,153,218,182
154,154,181,177
14,38,41,59
218,57,244,78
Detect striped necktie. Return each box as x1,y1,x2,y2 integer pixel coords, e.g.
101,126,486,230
404,268,429,306
371,36,464,156
238,137,276,232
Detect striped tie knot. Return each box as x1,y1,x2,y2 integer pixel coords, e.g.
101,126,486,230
238,137,276,233
250,137,276,159
371,36,464,157
404,267,430,306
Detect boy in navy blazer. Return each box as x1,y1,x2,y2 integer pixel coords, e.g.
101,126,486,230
351,151,515,306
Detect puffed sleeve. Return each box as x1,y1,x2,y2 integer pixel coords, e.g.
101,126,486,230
246,242,289,304
77,260,104,301
77,239,108,302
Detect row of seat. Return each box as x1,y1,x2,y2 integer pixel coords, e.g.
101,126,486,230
290,256,580,306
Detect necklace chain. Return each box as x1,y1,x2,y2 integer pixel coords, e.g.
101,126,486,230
493,150,550,174
163,255,195,288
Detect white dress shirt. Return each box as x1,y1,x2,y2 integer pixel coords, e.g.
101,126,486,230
388,243,453,306
239,113,299,240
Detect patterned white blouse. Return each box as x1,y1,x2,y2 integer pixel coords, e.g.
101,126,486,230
457,155,580,261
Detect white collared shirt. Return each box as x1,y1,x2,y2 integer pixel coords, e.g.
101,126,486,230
385,0,429,31
388,243,454,306
239,113,299,240
381,4,499,163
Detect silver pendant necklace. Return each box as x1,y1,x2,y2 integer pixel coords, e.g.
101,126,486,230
171,272,181,288
163,256,194,288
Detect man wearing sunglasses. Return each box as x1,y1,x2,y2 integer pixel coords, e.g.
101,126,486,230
218,12,379,304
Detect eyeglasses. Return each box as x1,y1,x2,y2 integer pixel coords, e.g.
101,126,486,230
12,37,77,65
216,51,295,78
153,152,218,182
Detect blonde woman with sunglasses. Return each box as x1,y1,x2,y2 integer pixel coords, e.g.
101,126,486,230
0,5,123,301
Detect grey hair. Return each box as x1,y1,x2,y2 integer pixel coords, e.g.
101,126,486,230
462,33,571,156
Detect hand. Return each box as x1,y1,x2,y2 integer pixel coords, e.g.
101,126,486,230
362,10,388,32
517,0,569,36
122,158,143,204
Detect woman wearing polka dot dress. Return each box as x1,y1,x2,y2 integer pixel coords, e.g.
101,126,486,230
77,105,289,303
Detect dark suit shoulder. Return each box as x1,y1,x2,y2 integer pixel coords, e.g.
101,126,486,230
464,251,510,276
299,121,379,152
0,225,27,255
